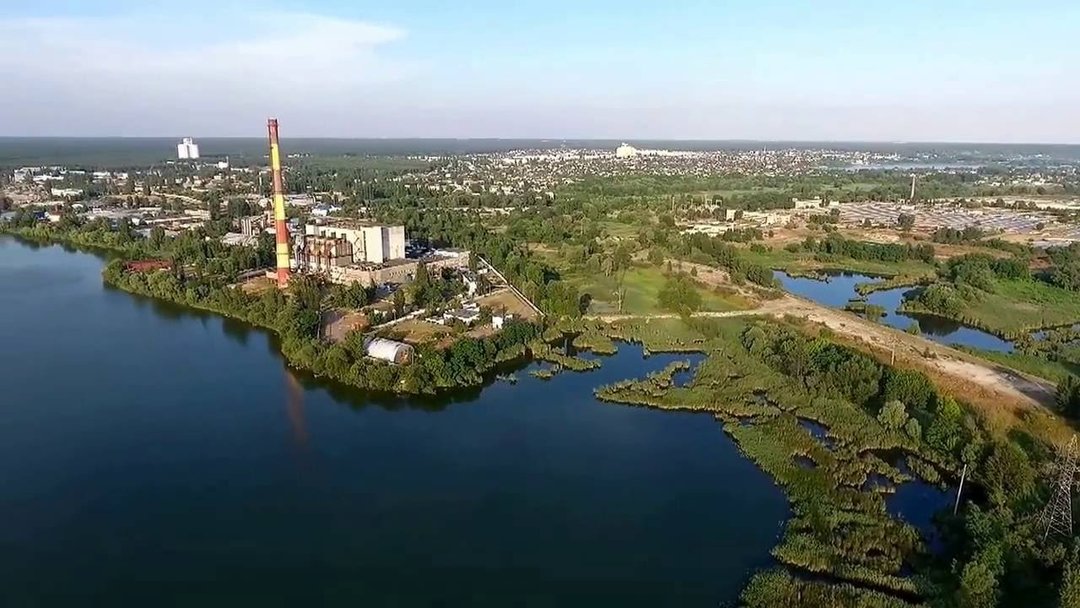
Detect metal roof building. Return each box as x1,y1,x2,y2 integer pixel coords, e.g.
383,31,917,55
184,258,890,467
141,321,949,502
364,338,414,365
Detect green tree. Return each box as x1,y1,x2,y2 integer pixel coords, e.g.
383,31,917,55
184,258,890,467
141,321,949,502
657,273,703,315
1056,375,1080,418
1061,550,1080,608
877,400,908,430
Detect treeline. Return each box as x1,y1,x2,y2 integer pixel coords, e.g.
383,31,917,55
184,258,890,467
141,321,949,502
679,232,776,286
4,211,274,280
908,254,1029,317
1047,244,1080,292
104,264,546,394
785,233,936,265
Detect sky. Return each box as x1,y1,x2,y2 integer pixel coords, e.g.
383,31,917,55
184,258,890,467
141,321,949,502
0,0,1078,142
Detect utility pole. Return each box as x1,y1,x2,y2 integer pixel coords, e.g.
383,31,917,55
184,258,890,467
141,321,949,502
953,463,968,515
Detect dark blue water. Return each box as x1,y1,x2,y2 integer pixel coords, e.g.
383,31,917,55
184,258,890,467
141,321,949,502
0,236,788,607
774,271,1015,353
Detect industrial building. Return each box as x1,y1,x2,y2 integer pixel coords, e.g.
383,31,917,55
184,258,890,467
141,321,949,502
177,137,200,160
301,221,406,265
292,219,468,285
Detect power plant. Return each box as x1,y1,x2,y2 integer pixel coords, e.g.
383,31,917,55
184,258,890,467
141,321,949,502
267,118,291,287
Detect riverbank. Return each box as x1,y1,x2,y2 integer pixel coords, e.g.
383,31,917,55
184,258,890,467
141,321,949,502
902,278,1080,340
0,228,565,397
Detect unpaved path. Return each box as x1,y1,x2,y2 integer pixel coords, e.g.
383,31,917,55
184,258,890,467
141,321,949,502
590,294,1056,412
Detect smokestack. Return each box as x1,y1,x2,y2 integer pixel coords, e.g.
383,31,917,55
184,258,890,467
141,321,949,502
267,118,290,287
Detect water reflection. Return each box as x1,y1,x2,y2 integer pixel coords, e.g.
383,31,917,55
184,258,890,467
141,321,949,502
284,369,309,449
773,271,1014,353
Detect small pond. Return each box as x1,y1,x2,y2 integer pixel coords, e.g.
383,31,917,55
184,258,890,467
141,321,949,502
774,271,1015,353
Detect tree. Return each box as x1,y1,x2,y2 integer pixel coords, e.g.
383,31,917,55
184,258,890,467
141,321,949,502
956,559,999,608
657,273,702,315
983,441,1035,508
392,288,406,316
904,417,922,440
1061,550,1080,608
877,400,908,430
897,213,916,231
1056,375,1080,418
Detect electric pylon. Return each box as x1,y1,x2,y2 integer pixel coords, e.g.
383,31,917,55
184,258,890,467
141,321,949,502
1040,436,1078,540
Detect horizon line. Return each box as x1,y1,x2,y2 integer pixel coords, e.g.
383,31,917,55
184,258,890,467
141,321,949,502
0,135,1077,147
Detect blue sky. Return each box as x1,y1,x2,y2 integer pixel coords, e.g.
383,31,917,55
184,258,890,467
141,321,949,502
1,0,1077,141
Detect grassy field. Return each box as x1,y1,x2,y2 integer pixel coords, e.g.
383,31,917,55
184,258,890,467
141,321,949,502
741,246,938,278
378,319,452,345
952,279,1080,335
558,262,746,315
955,346,1079,385
475,289,540,320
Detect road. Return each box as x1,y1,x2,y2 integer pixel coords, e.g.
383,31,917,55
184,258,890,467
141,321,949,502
589,294,1057,413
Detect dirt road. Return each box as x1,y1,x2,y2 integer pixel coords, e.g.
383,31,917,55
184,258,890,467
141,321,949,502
590,293,1057,413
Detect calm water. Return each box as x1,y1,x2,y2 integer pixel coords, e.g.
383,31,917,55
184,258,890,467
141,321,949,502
774,271,1015,353
0,236,788,607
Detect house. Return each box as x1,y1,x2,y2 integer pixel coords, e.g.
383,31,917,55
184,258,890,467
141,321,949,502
443,304,482,326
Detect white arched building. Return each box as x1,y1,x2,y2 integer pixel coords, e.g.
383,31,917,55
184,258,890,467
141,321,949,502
364,337,414,365
615,143,638,158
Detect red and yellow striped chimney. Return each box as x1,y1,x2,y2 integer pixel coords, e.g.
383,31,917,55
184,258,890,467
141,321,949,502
267,118,290,287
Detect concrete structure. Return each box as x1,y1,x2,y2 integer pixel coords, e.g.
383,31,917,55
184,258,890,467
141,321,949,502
302,222,405,265
267,119,290,287
616,143,638,158
239,215,266,238
50,187,83,198
177,137,200,160
364,338,414,364
792,197,825,210
441,303,481,326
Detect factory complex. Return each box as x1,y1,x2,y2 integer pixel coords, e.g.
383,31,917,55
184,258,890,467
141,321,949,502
292,218,470,286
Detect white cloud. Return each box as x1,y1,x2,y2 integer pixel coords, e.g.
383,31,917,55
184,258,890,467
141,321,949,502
0,12,410,135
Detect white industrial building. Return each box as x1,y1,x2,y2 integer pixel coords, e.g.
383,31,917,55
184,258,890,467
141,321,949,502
303,222,406,265
616,143,638,158
177,137,200,160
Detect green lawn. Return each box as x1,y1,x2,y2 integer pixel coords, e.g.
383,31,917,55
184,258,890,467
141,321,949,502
555,262,745,315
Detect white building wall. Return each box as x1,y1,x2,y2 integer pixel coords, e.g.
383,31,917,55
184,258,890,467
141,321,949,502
385,225,405,261
362,226,385,264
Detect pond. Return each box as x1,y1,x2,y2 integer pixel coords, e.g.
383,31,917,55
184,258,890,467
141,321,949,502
773,271,1015,353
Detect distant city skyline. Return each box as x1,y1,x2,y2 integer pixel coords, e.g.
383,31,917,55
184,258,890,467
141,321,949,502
1,0,1077,143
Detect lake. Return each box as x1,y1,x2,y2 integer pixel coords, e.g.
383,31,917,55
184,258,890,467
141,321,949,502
774,271,1015,353
0,236,789,607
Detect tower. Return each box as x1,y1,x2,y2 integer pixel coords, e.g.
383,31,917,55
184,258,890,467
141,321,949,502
1039,436,1077,539
267,118,290,288
909,174,917,202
